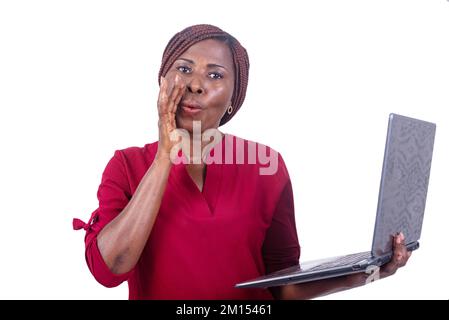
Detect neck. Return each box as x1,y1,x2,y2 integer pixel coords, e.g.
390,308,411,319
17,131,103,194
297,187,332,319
181,130,224,165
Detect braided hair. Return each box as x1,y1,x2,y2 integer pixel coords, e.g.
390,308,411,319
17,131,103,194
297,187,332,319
158,24,250,126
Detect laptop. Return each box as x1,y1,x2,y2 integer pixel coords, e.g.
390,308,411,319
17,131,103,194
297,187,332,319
236,113,436,288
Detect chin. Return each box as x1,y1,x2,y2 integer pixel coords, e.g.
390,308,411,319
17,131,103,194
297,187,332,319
175,117,190,131
176,116,217,134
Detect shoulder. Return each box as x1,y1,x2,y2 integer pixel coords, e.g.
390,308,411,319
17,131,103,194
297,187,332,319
103,142,159,180
114,141,159,164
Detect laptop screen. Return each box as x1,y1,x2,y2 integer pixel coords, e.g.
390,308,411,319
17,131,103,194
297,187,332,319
371,114,436,257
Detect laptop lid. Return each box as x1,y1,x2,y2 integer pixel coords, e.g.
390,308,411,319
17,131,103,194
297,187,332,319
371,114,436,257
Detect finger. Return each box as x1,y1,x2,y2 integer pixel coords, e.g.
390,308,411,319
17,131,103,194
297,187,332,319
160,78,169,114
166,74,183,110
160,76,179,116
392,235,403,263
157,77,168,114
394,234,410,267
393,233,401,248
164,74,178,110
171,81,185,114
157,76,164,104
398,232,407,254
393,250,404,265
165,112,176,131
165,72,178,99
175,87,185,113
394,233,407,248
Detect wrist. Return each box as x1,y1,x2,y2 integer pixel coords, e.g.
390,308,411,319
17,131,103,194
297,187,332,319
154,151,173,166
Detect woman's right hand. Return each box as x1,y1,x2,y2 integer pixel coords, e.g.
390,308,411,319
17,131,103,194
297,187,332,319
156,72,186,160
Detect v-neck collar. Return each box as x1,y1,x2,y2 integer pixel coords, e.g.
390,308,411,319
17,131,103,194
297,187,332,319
174,133,226,217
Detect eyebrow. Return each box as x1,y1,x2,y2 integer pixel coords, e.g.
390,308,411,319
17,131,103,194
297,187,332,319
176,58,228,71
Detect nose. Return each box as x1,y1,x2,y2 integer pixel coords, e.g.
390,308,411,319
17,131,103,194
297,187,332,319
186,77,204,94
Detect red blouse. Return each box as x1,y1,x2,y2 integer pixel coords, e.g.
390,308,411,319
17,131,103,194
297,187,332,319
74,134,300,299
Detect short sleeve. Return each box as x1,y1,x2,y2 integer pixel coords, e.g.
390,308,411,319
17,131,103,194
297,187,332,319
262,178,301,274
82,150,134,287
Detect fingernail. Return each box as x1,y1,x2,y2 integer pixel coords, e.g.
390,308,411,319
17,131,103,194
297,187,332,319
396,236,401,244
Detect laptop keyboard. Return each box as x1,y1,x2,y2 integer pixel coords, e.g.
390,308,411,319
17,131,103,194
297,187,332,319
306,251,371,272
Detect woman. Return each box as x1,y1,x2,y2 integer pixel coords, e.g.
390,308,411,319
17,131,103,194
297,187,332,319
73,24,411,299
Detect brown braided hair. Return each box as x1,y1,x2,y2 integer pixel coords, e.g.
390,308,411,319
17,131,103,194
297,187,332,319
158,24,249,126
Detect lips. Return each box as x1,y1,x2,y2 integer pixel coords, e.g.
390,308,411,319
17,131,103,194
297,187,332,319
179,100,203,115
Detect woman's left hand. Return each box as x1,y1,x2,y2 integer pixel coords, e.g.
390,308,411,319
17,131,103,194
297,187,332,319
379,232,412,278
346,232,412,287
278,233,413,299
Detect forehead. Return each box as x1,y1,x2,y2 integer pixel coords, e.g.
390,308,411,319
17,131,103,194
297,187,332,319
180,39,234,68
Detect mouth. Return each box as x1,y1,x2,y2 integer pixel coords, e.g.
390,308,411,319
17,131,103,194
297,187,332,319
179,100,203,115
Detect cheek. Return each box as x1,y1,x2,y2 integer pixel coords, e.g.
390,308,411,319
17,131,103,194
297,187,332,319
207,84,233,106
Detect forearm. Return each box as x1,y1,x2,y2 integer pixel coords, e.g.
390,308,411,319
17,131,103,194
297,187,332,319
275,273,366,300
97,155,172,274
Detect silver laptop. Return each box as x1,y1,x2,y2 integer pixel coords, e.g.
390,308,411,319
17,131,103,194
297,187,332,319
236,113,436,288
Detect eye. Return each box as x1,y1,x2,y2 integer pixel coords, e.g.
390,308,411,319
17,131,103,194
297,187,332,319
208,72,224,80
177,65,191,73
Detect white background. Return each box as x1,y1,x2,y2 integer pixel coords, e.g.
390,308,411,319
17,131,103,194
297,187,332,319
0,0,448,299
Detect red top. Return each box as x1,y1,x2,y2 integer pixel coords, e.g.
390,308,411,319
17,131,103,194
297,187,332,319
74,134,300,299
